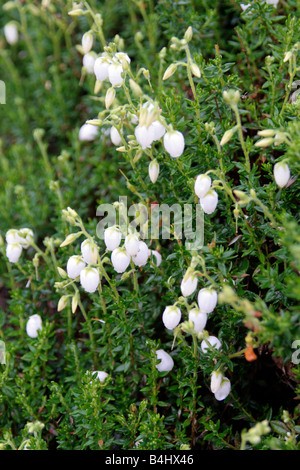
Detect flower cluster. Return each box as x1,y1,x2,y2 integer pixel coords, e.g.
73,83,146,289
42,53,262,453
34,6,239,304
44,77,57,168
5,228,34,263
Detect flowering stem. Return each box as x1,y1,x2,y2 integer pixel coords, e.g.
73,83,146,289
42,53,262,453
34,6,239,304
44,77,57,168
73,285,97,366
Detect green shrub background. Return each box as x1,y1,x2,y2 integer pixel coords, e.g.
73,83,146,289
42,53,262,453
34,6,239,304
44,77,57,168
0,0,299,450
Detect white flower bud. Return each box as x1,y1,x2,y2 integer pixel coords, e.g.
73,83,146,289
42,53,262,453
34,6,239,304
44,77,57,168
210,370,223,394
83,52,96,74
180,270,198,297
81,31,93,54
191,63,201,78
110,126,123,146
67,255,86,279
162,305,181,330
81,239,99,264
273,162,290,188
163,63,177,81
155,349,174,372
78,123,99,141
124,233,140,256
199,190,218,214
201,335,221,354
132,240,149,267
197,288,218,314
148,159,160,184
163,130,185,158
94,56,110,81
58,295,69,312
80,267,100,293
194,174,212,199
4,22,18,45
104,226,122,251
6,243,22,263
188,308,207,333
214,377,231,401
111,247,131,273
92,370,108,383
105,87,116,109
26,314,42,338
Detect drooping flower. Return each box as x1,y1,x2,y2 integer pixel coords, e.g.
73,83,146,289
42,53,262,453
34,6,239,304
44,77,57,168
214,377,231,401
4,22,18,45
149,250,162,267
111,247,131,273
6,229,21,245
155,349,174,372
163,130,185,158
188,308,207,333
124,233,140,257
78,123,99,141
148,159,160,184
162,305,181,330
80,267,100,293
94,55,110,81
81,239,99,264
210,370,223,394
199,190,218,214
104,226,122,251
201,335,222,354
18,228,34,248
180,269,198,297
26,314,42,338
194,174,212,199
110,126,123,146
6,243,22,263
92,370,108,383
81,31,93,54
132,241,149,267
197,288,218,314
82,52,96,74
273,162,290,188
67,255,86,279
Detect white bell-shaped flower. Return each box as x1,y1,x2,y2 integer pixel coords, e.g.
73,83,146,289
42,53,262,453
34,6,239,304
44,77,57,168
110,126,123,146
199,190,218,214
94,55,110,81
188,308,207,333
155,349,174,372
162,305,181,330
163,130,185,158
210,370,223,394
148,159,160,184
80,267,100,293
124,233,140,257
83,52,96,74
108,63,124,87
135,125,155,149
78,123,99,141
81,239,99,264
132,241,149,267
19,228,34,248
4,22,18,45
111,247,131,273
201,335,221,354
214,377,231,401
180,270,198,297
67,255,86,279
273,162,290,188
197,288,218,314
26,314,42,338
6,229,21,245
149,120,166,141
92,370,108,383
104,226,122,251
149,250,162,267
6,243,22,263
194,174,212,199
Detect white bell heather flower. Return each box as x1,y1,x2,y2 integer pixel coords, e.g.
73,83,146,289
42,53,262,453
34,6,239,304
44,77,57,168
163,130,185,158
26,314,42,338
155,349,174,372
132,241,149,267
81,31,93,54
188,308,207,333
92,370,108,383
214,377,231,401
124,233,140,257
201,335,222,354
273,162,290,188
149,250,162,267
80,267,100,293
4,22,18,45
78,123,99,141
81,239,99,264
82,52,96,74
135,125,155,149
108,63,124,87
194,174,212,199
104,226,122,251
6,243,22,263
111,247,131,273
210,370,223,394
162,305,181,330
110,126,123,146
199,190,218,214
67,255,86,279
18,228,34,248
94,55,110,81
197,288,218,314
148,159,160,184
149,120,166,141
180,269,198,297
6,229,21,245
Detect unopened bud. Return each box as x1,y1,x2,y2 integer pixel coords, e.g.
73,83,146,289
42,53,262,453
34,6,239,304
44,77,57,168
163,63,177,81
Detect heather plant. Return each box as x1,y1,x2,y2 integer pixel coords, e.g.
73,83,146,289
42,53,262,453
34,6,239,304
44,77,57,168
0,0,299,451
